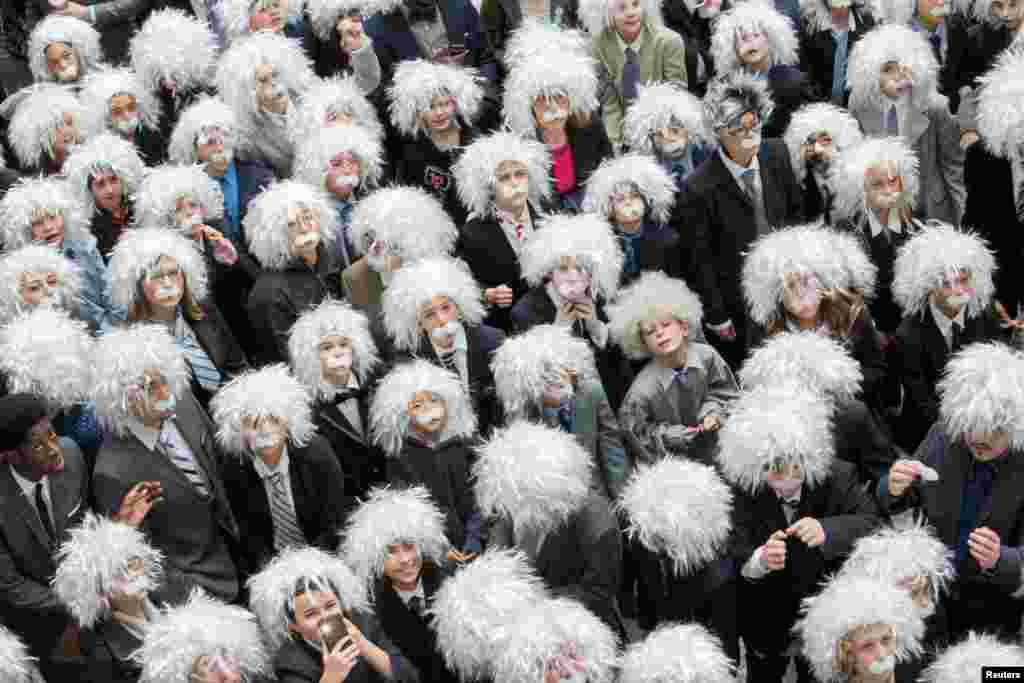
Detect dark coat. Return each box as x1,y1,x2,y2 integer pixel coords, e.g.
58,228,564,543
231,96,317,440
372,562,458,683
133,124,165,166
89,205,134,262
79,617,144,683
617,222,684,286
833,397,898,487
547,118,614,209
940,11,973,110
953,21,1013,96
274,610,421,683
763,64,814,140
220,435,352,577
181,301,250,407
798,5,876,105
315,386,387,502
393,127,477,227
27,0,155,65
247,246,344,367
661,0,721,93
479,0,579,79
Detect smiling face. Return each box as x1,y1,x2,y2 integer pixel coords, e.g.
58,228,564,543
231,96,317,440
879,61,914,100
287,205,322,258
89,171,124,213
863,162,904,211
30,209,65,247
420,94,456,133
407,390,447,435
254,63,290,115
288,590,343,643
318,335,354,386
142,255,185,312
382,542,422,590
609,0,643,41
45,42,80,83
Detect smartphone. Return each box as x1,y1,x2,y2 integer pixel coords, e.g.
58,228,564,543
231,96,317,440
319,613,350,653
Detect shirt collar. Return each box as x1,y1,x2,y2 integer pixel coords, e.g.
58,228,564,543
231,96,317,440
614,24,646,52
124,418,165,452
929,298,965,338
866,207,903,238
252,446,291,480
654,343,704,391
718,147,759,187
395,579,425,605
9,465,48,498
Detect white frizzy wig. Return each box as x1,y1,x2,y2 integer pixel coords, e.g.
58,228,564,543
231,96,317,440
838,517,955,603
133,164,226,231
797,575,924,683
168,96,238,165
800,0,873,32
108,227,209,311
7,85,87,170
243,180,339,270
220,0,306,45
618,458,733,577
872,0,917,26
78,67,161,139
716,381,835,494
339,486,451,586
490,324,598,418
89,325,189,434
971,0,1015,23
976,44,1024,160
0,176,92,248
28,15,103,83
783,102,865,185
622,82,711,155
582,153,677,225
387,60,484,137
892,223,996,320
293,125,384,192
741,222,859,328
369,360,478,456
703,71,775,132
129,9,217,98
63,133,146,216
847,23,939,113
830,228,879,299
452,130,552,220
491,597,619,683
0,627,40,683
382,257,485,352
578,0,664,37
210,364,316,455
430,548,549,681
605,271,704,360
519,213,623,302
288,299,380,398
710,0,799,75
740,331,863,403
0,245,81,323
246,546,369,652
134,589,270,683
214,32,315,126
938,342,1024,450
0,308,94,410
307,0,379,41
920,633,1024,683
503,19,590,72
292,76,384,145
618,623,737,683
473,421,593,533
53,513,165,628
349,185,457,261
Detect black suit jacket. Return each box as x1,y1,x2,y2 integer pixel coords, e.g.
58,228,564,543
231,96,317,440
80,617,144,683
618,223,684,286
833,398,898,487
182,301,250,407
798,5,875,106
315,389,386,502
393,128,477,227
220,435,351,576
0,440,88,657
661,0,721,93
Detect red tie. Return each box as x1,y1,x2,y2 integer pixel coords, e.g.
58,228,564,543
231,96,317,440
515,224,525,241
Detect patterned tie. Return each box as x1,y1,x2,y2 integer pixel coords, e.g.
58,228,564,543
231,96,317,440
158,427,210,497
622,48,640,105
267,471,306,551
672,367,689,385
176,322,223,393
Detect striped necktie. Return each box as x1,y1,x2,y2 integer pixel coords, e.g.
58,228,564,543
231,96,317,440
176,318,223,392
157,427,210,497
267,471,305,551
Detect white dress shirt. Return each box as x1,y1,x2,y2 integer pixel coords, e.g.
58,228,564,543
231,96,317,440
9,466,53,528
395,579,426,607
719,147,762,197
929,299,965,350
866,206,904,238
252,446,298,518
337,375,364,438
495,206,535,258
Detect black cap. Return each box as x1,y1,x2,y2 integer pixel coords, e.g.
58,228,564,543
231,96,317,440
0,394,49,451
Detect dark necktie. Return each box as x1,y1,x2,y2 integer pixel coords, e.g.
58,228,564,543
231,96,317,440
928,32,942,62
408,596,424,617
885,106,899,136
622,48,640,105
957,460,995,565
35,483,55,540
438,350,458,374
951,321,962,352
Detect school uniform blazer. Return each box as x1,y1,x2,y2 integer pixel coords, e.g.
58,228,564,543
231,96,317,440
315,388,386,501
798,3,876,105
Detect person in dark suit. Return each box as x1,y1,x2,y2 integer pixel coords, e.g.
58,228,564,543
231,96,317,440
950,0,1019,102
35,0,154,66
90,325,241,606
661,0,727,94
78,66,166,166
479,0,580,82
678,72,805,368
719,382,880,683
289,299,387,502
477,421,627,640
247,546,420,683
798,0,877,105
892,224,1005,452
110,228,249,409
340,487,460,683
211,364,351,577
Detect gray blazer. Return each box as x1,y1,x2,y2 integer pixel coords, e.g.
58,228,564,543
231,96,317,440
852,96,966,225
91,390,240,606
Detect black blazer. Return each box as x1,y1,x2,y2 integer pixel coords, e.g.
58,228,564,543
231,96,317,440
762,65,815,139
80,618,144,683
798,5,876,105
315,389,386,502
833,397,898,487
220,434,350,576
373,562,458,683
618,223,684,286
677,140,805,328
661,0,721,93
179,301,250,407
393,127,477,227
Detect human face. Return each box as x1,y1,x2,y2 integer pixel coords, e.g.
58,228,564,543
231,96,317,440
418,295,461,350
362,232,401,273
196,128,233,178
609,0,643,41
918,0,947,24
240,414,289,458
192,654,242,683
45,42,80,83
685,0,721,17
895,575,933,613
718,111,761,164
843,623,897,678
863,162,904,211
764,461,803,498
610,185,645,233
654,126,689,158
541,367,575,408
879,61,913,100
533,94,570,130
382,542,422,590
249,0,289,33
783,272,823,323
804,132,835,167
109,557,150,603
736,29,770,70
53,111,80,157
142,256,185,311
90,171,124,213
287,205,322,258
965,430,1010,461
989,0,1022,29
319,335,355,386
551,255,592,304
930,269,974,317
254,63,290,115
30,209,66,247
175,195,205,233
640,316,688,358
326,152,361,199
494,160,530,214
129,371,177,423
422,94,456,133
407,391,447,435
16,418,64,474
288,590,343,643
17,271,58,309
109,93,140,139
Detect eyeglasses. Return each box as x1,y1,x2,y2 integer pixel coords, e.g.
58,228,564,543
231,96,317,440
145,265,182,282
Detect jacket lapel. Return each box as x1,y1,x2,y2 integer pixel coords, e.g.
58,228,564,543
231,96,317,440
759,146,784,226
903,108,930,145
708,152,753,209
288,449,311,534
319,400,365,445
921,307,950,373
0,468,52,551
47,465,81,540
498,0,522,27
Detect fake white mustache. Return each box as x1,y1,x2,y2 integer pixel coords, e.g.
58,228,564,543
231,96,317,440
542,109,569,123
617,204,643,219
331,175,360,190
432,320,461,341
249,432,281,450
294,232,320,247
414,406,445,425
209,150,233,165
156,285,180,300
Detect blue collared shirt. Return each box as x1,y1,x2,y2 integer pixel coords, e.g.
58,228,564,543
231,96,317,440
216,161,241,246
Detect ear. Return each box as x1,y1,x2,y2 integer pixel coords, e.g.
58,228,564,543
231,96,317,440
679,319,689,337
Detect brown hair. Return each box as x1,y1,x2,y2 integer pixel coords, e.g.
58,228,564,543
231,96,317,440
127,262,205,323
767,288,866,339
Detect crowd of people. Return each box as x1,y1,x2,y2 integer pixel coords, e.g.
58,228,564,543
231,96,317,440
0,0,1024,680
